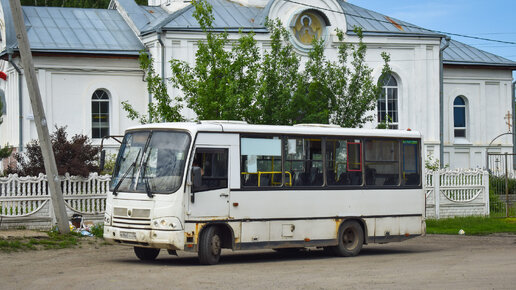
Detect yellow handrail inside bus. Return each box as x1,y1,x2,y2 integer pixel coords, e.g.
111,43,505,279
241,171,292,187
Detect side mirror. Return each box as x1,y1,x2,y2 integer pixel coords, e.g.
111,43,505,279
99,150,106,172
191,167,202,202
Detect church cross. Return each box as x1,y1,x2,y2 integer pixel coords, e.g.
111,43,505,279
504,111,512,132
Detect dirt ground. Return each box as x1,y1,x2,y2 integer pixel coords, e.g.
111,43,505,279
1,234,515,289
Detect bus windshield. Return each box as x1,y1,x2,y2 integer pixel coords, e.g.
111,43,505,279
110,131,191,194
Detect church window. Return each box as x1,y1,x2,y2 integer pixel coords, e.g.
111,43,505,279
378,74,398,129
453,96,467,138
92,89,110,139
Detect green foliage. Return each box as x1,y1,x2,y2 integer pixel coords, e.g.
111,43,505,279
122,51,185,124
253,19,300,125
170,0,261,121
0,143,13,160
89,223,104,238
489,175,516,217
100,152,117,175
124,0,390,127
0,231,80,253
329,29,391,128
426,216,516,235
425,154,442,171
6,126,99,177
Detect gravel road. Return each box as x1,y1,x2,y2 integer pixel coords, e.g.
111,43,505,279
1,234,515,289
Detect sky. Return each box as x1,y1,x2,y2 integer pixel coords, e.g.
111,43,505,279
347,0,516,79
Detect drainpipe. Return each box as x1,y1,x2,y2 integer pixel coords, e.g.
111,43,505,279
511,81,516,169
8,50,23,153
155,28,166,122
439,36,451,168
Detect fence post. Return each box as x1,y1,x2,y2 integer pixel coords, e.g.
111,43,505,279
45,175,57,226
434,171,440,219
484,170,490,216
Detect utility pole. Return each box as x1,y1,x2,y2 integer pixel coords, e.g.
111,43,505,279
9,0,70,233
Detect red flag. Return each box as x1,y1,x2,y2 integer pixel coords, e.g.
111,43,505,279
0,72,6,81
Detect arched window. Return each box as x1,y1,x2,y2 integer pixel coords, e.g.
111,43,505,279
91,89,110,139
378,74,398,129
453,96,467,138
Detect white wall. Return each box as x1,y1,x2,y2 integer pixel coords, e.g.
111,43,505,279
443,67,514,169
0,55,147,153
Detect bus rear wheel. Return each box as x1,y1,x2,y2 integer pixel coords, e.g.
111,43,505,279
198,226,222,265
134,247,160,261
331,220,364,257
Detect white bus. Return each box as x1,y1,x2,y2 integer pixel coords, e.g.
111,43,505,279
103,121,425,264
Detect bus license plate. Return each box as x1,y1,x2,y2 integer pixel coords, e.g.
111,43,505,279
120,231,136,240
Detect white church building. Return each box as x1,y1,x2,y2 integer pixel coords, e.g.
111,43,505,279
0,0,515,170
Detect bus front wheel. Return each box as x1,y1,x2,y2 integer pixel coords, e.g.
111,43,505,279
134,247,160,261
198,226,222,265
332,220,364,257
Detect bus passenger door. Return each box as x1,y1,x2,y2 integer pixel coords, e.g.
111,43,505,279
189,148,230,218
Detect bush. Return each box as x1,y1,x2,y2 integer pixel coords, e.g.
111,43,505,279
488,175,516,216
100,153,117,176
90,223,104,238
7,126,99,177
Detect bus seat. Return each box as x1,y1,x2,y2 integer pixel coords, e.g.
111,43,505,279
348,171,362,185
243,174,258,186
366,168,376,185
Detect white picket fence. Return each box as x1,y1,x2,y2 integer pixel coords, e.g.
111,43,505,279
0,173,110,230
425,169,489,219
0,170,490,229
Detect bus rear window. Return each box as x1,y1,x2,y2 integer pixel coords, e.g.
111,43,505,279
402,141,420,186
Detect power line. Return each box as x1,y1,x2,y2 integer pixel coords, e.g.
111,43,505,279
283,0,516,45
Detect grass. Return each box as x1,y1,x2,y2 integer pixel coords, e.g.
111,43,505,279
0,224,106,253
426,216,516,235
0,231,80,252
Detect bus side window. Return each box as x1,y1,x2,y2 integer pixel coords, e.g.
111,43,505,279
364,139,400,186
285,137,322,187
241,137,282,187
326,139,362,186
192,148,228,193
402,141,420,186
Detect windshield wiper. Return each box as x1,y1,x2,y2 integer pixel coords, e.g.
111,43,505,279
142,159,154,198
112,149,141,196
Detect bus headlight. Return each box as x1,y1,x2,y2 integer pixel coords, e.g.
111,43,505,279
104,213,112,226
151,217,182,230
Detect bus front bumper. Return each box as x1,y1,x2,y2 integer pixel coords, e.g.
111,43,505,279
104,226,184,250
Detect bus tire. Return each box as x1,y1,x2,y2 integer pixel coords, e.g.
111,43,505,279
332,220,364,257
134,247,160,261
198,226,222,265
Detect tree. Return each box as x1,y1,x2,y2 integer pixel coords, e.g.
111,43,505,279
124,0,390,128
170,0,261,121
122,52,185,124
7,126,99,177
253,19,302,125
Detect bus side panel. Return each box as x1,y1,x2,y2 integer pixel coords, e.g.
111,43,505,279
241,221,270,244
375,217,400,238
230,189,424,220
231,189,423,244
400,216,423,236
269,220,337,242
